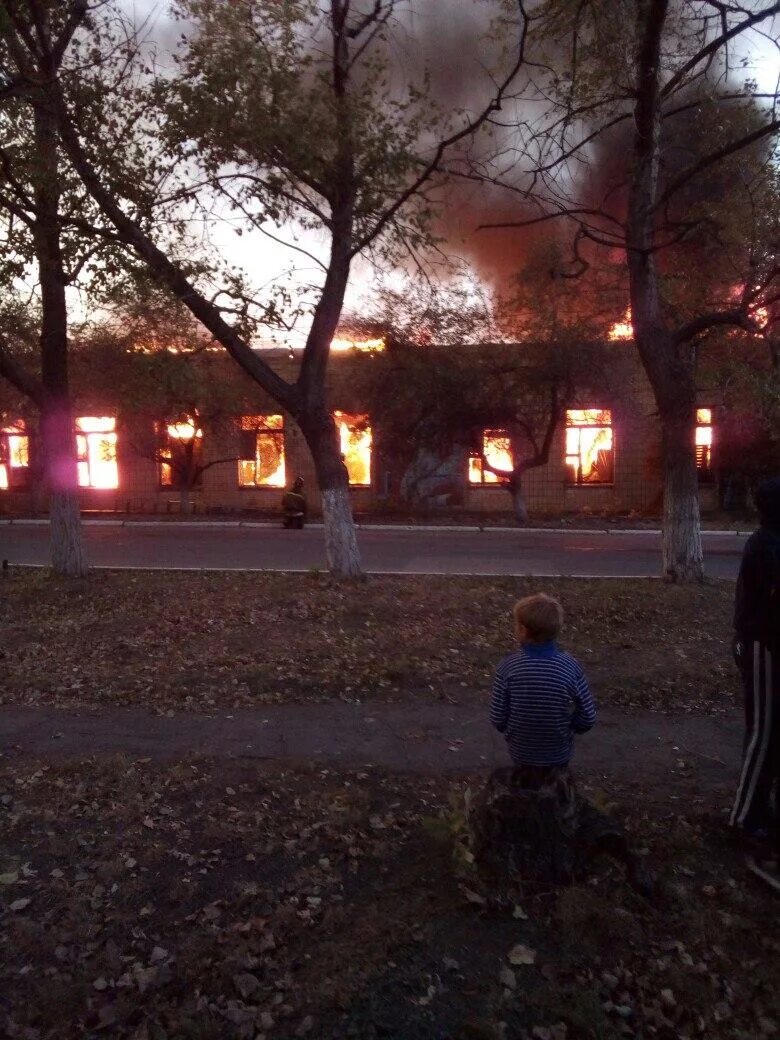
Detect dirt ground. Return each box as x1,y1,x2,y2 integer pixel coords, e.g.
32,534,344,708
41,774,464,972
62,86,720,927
0,572,735,714
0,753,776,1040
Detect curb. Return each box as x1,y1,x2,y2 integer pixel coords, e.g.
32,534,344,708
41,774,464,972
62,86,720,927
0,518,750,536
5,562,672,579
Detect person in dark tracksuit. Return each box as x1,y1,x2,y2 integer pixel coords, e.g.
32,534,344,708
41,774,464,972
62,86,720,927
730,476,780,892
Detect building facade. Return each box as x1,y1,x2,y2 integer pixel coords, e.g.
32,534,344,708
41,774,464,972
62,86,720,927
0,348,719,518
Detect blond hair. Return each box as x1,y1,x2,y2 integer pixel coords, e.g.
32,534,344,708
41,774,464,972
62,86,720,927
513,594,563,643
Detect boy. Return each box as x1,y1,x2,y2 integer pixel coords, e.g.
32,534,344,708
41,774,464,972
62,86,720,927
731,476,780,892
489,593,596,773
481,593,653,894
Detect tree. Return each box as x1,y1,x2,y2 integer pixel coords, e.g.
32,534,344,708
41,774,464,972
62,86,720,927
478,0,779,579
0,1,104,576
359,290,621,521
0,0,530,577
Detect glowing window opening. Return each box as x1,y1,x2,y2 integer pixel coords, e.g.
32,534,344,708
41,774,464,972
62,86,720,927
469,430,513,485
696,408,714,477
75,416,118,490
0,420,30,490
159,416,204,488
334,411,372,486
565,409,614,485
238,415,286,488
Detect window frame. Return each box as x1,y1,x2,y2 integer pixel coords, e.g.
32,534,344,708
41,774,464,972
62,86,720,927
695,408,715,484
333,411,373,487
564,409,615,487
74,416,119,490
0,420,31,490
157,417,204,491
237,415,286,489
468,428,513,486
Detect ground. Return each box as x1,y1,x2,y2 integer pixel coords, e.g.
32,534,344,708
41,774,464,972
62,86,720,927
2,571,775,1040
1,571,734,713
0,756,776,1040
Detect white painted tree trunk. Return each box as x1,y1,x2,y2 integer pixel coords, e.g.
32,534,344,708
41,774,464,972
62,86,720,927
41,407,88,578
661,418,703,582
661,440,707,586
322,486,363,579
179,486,193,514
49,490,88,578
511,477,529,525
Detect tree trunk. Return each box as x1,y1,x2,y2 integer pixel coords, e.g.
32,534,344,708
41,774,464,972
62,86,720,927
179,486,193,515
627,0,703,582
301,410,363,578
41,403,88,578
34,103,87,577
322,485,362,578
660,405,703,582
508,469,529,524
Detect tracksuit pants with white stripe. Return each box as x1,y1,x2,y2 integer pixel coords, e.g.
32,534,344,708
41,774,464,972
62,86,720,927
730,641,779,852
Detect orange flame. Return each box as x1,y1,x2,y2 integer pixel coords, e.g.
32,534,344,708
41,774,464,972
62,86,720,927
334,411,372,485
75,416,119,489
608,309,633,341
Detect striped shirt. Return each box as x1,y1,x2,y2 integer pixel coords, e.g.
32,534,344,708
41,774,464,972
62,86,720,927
489,642,597,766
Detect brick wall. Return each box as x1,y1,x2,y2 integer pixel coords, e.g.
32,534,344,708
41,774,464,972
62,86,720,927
0,347,721,518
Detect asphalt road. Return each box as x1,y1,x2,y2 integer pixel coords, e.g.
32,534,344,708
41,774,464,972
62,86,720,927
0,520,746,577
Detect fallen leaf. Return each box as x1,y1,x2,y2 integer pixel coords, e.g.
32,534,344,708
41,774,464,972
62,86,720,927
499,966,516,990
509,943,536,966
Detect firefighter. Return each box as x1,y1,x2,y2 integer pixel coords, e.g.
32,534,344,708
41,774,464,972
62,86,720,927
282,476,307,530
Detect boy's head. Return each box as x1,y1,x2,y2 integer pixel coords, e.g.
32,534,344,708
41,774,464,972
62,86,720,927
513,593,563,644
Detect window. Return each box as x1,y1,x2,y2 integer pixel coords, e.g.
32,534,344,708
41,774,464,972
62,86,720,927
0,420,30,490
469,430,513,484
696,408,714,482
334,411,372,486
238,415,286,488
565,409,614,485
159,416,203,488
75,416,118,489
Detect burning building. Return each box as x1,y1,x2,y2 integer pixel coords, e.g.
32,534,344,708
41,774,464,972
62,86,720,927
0,343,721,519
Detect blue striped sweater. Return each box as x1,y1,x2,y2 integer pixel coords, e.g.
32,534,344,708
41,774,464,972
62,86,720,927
489,642,597,766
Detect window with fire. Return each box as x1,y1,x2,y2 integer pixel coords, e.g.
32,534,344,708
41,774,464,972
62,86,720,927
0,420,31,489
76,417,119,489
334,412,372,486
159,417,203,488
565,410,614,485
238,415,286,487
696,408,714,483
469,430,513,484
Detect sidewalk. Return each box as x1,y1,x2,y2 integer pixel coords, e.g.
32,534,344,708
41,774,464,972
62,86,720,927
0,703,742,792
0,516,753,535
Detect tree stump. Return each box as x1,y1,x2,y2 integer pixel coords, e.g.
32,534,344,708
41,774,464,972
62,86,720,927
468,766,651,894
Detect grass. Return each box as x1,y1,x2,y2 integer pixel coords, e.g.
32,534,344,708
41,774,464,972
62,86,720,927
0,755,776,1040
0,570,735,714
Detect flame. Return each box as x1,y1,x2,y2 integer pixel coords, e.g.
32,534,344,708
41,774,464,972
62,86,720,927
239,415,286,488
334,411,372,485
695,408,713,469
167,418,203,441
1,420,29,490
75,416,118,489
565,409,613,483
696,408,712,427
608,309,633,341
470,430,513,484
331,337,385,353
